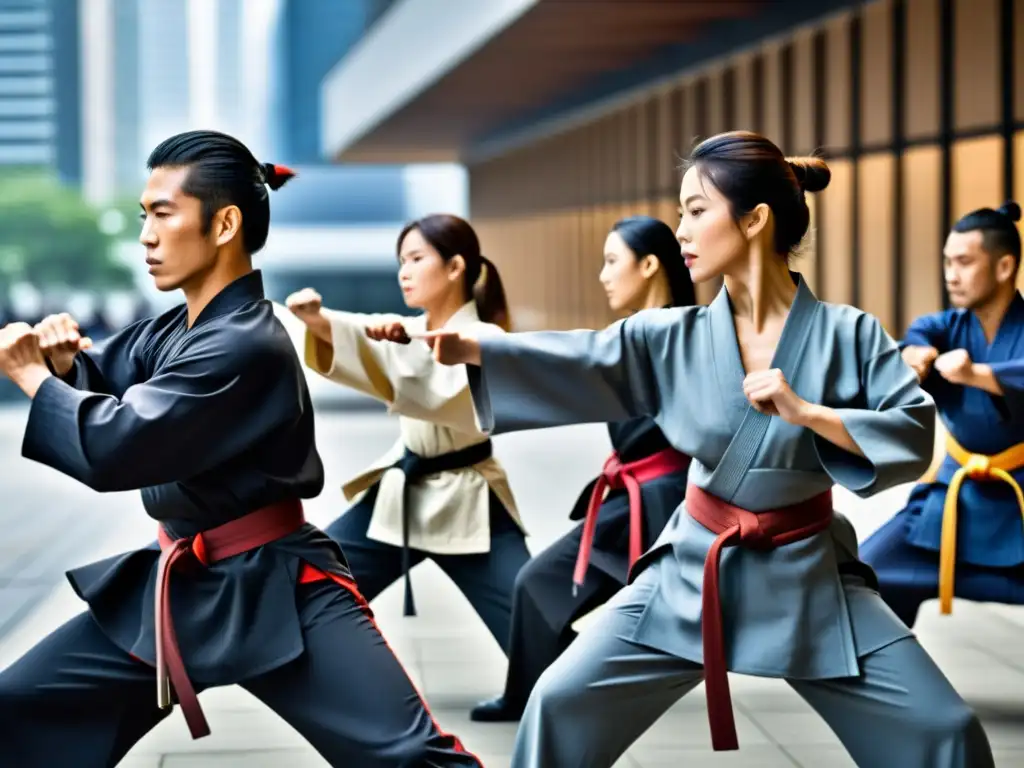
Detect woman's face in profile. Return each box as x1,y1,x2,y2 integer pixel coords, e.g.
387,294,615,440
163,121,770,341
675,167,747,283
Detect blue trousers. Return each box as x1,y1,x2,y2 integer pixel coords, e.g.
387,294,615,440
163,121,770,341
860,510,1024,627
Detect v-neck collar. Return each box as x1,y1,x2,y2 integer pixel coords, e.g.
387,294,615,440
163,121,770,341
968,291,1024,360
708,271,819,412
189,270,265,329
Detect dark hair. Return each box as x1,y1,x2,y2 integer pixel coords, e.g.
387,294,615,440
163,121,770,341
951,201,1022,272
684,130,830,257
611,215,695,307
397,214,511,331
146,129,295,255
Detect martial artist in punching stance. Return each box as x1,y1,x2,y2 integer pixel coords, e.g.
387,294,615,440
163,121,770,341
471,215,694,723
0,130,481,768
286,213,530,651
409,131,994,767
861,201,1024,626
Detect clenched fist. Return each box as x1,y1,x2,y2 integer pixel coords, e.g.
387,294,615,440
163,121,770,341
742,368,812,425
933,348,974,385
412,330,482,366
901,345,938,382
0,322,46,378
365,321,411,344
285,288,323,324
34,313,92,377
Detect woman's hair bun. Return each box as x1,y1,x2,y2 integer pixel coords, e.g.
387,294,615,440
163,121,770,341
786,156,831,193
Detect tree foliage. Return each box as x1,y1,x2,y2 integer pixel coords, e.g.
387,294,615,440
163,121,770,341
0,171,136,289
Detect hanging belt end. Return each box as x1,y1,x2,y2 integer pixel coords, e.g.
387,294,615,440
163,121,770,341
403,577,417,617
157,674,172,710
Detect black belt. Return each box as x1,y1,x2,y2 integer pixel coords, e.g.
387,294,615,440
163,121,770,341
391,439,494,616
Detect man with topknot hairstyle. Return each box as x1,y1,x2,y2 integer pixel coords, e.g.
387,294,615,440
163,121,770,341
0,130,483,768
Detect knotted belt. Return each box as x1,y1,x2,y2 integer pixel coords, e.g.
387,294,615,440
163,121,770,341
391,439,494,616
155,499,306,739
572,447,690,593
939,433,1024,614
686,483,833,751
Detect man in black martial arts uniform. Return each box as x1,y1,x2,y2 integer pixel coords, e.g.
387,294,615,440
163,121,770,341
0,130,482,768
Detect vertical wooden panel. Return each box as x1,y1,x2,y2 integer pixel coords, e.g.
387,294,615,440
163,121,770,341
954,0,1000,131
1016,0,1024,122
1016,131,1024,292
825,14,852,152
762,43,784,147
901,146,944,330
791,30,816,154
655,90,673,196
860,0,892,147
733,54,756,132
952,135,1004,219
706,68,725,136
820,158,854,304
722,65,736,131
693,77,709,143
857,154,896,331
905,0,941,140
681,81,698,154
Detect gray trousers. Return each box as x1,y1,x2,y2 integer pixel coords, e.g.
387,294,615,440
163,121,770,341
513,580,994,768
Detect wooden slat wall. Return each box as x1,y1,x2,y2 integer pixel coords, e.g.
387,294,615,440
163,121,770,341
469,0,1020,335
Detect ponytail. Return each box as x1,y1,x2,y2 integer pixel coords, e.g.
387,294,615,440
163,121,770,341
473,255,511,331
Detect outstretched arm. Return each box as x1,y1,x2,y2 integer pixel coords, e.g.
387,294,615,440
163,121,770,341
419,315,660,435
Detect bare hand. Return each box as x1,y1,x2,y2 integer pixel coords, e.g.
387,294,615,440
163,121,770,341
285,288,323,324
34,313,92,376
365,321,411,344
933,348,974,385
742,368,811,425
410,330,481,366
0,322,47,379
901,345,939,381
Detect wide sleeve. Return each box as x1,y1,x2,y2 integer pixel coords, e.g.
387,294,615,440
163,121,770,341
54,318,151,397
21,331,298,492
304,308,489,433
468,315,660,435
815,313,936,496
899,310,952,351
986,356,1024,419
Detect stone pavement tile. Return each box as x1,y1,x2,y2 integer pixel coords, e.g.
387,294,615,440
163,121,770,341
162,748,328,767
419,661,510,704
783,746,856,767
134,708,308,755
994,749,1024,767
739,711,840,747
976,717,1024,750
432,710,517,760
627,745,797,767
630,701,770,749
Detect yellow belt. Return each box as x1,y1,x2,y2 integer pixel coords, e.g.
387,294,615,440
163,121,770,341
939,434,1024,614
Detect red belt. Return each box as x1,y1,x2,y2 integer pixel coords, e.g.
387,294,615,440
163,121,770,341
155,499,311,739
686,483,833,751
572,447,690,592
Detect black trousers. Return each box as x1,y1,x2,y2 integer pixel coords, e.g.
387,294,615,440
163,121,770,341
500,520,621,712
0,581,482,768
327,484,531,654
